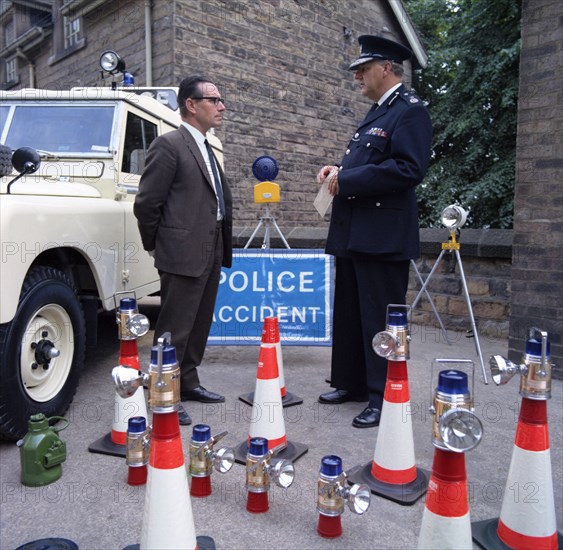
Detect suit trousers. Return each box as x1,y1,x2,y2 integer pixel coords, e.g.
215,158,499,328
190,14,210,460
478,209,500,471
154,222,224,391
330,256,410,409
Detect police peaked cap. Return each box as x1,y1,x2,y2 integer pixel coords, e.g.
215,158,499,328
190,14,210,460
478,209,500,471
349,35,412,70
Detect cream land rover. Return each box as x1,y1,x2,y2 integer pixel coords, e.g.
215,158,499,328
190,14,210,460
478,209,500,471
0,86,224,439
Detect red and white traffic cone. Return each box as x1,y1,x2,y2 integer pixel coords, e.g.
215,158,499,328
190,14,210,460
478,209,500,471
347,359,428,504
239,317,303,407
119,339,216,550
89,298,148,457
473,398,561,550
140,411,197,548
472,330,562,550
417,448,472,549
234,320,307,464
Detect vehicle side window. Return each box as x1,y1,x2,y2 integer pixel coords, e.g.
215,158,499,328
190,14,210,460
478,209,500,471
121,112,158,175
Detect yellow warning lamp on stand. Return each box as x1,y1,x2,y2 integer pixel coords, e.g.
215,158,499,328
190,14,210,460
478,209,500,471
244,156,290,249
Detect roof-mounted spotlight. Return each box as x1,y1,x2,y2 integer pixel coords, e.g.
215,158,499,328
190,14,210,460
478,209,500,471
441,204,467,231
100,50,126,75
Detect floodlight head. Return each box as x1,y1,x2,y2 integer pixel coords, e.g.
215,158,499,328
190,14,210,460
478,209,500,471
252,156,279,181
345,483,371,515
439,408,483,452
271,459,295,488
213,446,235,474
112,365,145,398
441,204,467,231
489,355,522,385
372,331,398,358
125,314,150,338
100,50,126,74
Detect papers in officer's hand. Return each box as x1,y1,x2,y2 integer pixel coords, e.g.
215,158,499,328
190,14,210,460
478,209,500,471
314,168,337,218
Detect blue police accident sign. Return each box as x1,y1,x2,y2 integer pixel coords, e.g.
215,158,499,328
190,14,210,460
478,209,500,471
208,249,333,346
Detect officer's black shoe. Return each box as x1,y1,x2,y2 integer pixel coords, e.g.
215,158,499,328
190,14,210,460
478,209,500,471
177,404,192,426
352,406,381,428
181,385,225,403
318,389,368,405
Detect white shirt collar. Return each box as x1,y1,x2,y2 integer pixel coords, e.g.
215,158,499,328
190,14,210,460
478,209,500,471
376,83,402,107
181,121,206,145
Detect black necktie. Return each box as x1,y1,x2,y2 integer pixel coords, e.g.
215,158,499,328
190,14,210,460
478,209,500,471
204,139,225,219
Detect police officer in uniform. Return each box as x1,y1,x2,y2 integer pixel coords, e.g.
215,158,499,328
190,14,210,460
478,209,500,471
318,35,433,427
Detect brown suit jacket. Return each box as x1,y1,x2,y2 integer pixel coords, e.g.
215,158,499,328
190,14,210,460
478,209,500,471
134,126,233,276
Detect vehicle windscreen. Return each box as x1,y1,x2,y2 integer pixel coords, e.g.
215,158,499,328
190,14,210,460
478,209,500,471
2,105,115,154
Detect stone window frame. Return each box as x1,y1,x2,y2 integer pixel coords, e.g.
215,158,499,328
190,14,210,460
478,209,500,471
48,1,86,66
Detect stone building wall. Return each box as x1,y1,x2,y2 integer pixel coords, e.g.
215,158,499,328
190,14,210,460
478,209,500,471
1,0,414,232
509,0,563,373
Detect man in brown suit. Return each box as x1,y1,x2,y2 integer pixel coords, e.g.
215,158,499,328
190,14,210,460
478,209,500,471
134,75,232,425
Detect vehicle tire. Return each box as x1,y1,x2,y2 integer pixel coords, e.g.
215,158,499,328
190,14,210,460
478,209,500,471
0,144,11,176
0,266,86,440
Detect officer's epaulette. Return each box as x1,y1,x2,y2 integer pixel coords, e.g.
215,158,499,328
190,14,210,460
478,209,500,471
399,89,423,106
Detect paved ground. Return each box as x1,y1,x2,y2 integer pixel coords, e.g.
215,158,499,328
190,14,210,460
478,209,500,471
1,301,561,549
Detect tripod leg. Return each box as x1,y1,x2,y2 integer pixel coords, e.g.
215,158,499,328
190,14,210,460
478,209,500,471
244,219,264,249
455,250,489,384
410,260,450,344
411,250,446,311
262,219,270,249
271,217,291,249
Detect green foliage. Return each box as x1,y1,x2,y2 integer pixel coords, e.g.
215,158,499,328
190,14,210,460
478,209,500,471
405,0,521,228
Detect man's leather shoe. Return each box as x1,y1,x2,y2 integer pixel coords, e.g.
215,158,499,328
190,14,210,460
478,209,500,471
352,406,381,428
318,389,368,405
181,385,225,403
177,404,192,426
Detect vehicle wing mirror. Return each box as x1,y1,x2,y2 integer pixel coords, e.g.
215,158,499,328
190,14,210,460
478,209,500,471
7,147,41,195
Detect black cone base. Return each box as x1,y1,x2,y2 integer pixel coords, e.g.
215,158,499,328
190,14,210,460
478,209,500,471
472,518,563,550
233,439,308,465
346,461,429,506
88,432,126,457
16,539,78,550
124,536,215,550
238,390,303,408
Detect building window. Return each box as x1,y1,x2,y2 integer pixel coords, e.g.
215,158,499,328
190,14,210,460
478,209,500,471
48,1,86,65
6,58,17,83
63,16,80,49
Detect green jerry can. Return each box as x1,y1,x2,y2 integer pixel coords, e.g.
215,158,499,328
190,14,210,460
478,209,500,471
17,413,68,486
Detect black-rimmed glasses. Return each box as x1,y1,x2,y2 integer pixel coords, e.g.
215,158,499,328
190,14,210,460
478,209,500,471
191,96,225,106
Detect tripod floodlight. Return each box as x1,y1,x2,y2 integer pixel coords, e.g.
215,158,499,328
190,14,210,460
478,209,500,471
411,204,488,384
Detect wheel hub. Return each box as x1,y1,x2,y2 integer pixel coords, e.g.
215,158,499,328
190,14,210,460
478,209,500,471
31,332,61,370
21,304,74,402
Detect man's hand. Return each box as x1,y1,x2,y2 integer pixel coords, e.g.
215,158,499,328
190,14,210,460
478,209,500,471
316,165,338,184
317,165,339,196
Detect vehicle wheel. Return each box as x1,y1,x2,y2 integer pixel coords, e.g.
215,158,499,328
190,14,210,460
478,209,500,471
0,144,11,176
0,266,86,440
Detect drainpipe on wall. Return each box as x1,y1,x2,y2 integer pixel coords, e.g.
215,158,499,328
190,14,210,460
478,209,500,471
144,0,153,86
